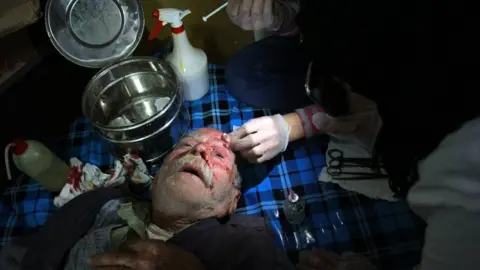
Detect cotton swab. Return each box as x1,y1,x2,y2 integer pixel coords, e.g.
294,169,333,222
202,2,228,22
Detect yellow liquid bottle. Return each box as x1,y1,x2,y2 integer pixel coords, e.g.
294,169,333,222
7,139,69,192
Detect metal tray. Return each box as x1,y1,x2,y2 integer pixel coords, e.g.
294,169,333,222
45,0,144,68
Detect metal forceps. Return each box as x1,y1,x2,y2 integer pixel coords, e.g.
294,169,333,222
326,149,388,180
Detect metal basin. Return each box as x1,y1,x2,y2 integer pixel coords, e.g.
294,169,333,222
82,57,189,162
45,0,144,68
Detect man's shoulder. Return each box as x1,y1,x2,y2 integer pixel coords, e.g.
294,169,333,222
220,215,275,243
227,214,271,229
170,215,278,270
176,215,274,243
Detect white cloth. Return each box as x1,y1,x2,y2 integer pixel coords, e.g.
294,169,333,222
408,117,480,270
146,222,197,242
146,223,174,241
315,93,395,201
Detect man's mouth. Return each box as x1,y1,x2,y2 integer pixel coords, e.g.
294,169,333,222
182,166,202,178
179,165,212,187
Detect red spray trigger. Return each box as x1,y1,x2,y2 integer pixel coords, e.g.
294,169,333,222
148,10,163,40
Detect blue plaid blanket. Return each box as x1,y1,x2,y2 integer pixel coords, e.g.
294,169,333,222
0,65,425,269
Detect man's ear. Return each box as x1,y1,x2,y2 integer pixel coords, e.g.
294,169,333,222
228,189,241,214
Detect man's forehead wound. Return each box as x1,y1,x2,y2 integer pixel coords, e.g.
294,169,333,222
178,131,233,153
185,131,227,144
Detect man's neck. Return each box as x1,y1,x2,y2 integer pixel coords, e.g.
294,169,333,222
152,213,194,233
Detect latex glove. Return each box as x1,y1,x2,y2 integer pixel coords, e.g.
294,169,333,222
89,239,206,270
229,114,290,163
227,0,280,31
297,248,377,270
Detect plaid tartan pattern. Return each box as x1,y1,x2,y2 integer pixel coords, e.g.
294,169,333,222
0,65,425,269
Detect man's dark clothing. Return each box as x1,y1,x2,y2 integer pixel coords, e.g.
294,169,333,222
0,189,289,270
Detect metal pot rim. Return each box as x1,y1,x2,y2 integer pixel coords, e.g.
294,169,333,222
96,102,182,143
82,57,181,132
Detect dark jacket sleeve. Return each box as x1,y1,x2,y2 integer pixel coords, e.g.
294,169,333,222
227,225,278,270
20,188,122,270
170,216,288,270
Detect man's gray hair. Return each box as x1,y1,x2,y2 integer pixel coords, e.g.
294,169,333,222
233,168,242,189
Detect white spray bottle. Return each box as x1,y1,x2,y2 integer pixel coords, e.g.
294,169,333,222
148,8,209,101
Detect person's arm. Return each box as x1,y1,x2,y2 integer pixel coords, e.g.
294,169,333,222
229,95,376,163
272,0,300,36
282,104,325,142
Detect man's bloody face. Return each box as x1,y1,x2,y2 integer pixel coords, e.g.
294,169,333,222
154,128,239,211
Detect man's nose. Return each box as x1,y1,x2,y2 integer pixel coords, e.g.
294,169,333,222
192,143,209,159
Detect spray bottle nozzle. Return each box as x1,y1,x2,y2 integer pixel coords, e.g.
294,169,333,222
152,10,160,18
148,8,192,40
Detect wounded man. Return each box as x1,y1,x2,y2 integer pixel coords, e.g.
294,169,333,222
0,128,294,270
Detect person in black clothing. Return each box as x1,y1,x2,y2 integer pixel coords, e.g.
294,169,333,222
229,0,479,196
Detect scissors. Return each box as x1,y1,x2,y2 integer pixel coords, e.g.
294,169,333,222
326,149,388,180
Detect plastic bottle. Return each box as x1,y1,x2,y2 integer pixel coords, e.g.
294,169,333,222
283,190,306,224
4,139,70,192
148,8,209,101
283,190,316,249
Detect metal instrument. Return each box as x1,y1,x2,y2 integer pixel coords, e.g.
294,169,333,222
326,149,388,180
82,57,189,163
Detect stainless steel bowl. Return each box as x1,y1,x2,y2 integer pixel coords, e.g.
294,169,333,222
82,57,189,162
45,0,144,68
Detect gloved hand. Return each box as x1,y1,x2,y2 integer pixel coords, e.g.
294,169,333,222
297,248,377,270
227,0,281,31
229,114,290,163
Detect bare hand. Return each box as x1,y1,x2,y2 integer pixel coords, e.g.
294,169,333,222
89,239,206,270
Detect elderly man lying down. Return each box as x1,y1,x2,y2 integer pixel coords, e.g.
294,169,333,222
0,128,294,270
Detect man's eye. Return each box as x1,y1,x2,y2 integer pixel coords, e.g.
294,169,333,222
215,153,224,159
181,142,193,147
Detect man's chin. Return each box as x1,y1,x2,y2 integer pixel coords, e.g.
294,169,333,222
170,171,209,187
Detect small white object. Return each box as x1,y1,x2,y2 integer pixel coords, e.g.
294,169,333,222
53,158,128,207
155,8,209,101
202,2,228,22
155,8,192,28
288,191,299,203
154,97,171,111
108,116,133,127
124,153,152,184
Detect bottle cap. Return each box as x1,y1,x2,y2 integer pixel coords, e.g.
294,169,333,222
288,190,299,203
12,139,28,155
148,8,191,40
